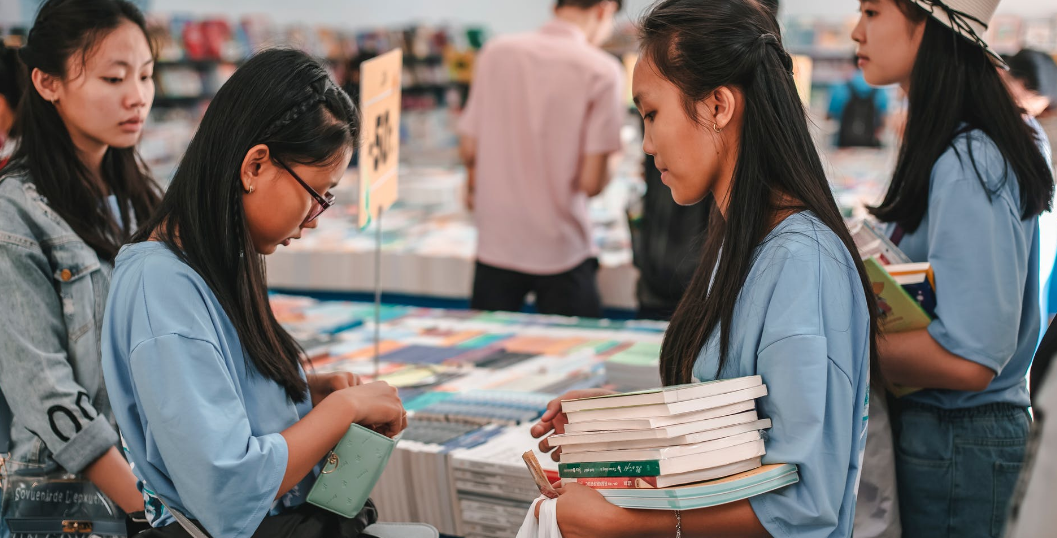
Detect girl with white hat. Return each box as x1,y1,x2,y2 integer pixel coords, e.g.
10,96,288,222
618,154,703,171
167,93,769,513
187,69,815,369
852,0,1054,536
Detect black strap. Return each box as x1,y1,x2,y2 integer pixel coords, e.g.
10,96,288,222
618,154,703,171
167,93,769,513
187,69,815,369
890,224,906,247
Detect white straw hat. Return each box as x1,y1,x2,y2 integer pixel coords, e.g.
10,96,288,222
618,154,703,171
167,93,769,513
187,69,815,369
907,0,1007,68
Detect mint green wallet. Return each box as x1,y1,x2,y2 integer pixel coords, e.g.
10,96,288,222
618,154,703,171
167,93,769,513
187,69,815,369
307,423,397,518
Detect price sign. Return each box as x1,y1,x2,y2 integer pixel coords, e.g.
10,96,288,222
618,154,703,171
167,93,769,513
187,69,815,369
358,48,403,229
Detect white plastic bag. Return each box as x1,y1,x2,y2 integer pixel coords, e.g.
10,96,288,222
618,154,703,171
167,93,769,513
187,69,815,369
516,496,563,538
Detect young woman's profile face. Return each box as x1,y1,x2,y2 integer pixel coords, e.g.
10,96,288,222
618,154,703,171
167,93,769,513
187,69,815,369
851,0,925,88
633,55,731,207
44,20,154,153
240,146,352,255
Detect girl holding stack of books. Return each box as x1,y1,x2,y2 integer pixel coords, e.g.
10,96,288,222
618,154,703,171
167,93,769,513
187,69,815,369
852,0,1052,536
531,0,877,536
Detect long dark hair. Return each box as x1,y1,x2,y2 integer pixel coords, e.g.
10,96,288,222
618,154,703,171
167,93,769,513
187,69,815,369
644,0,879,385
132,49,358,402
0,42,22,115
1,0,160,261
869,13,1053,231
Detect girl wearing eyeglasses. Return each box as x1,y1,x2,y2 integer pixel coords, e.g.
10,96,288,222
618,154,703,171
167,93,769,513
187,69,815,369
100,49,409,538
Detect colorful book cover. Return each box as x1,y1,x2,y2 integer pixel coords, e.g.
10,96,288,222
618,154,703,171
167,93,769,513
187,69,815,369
864,258,928,397
863,258,931,333
887,262,936,318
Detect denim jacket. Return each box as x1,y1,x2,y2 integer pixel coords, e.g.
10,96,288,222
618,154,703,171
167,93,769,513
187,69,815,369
0,170,119,474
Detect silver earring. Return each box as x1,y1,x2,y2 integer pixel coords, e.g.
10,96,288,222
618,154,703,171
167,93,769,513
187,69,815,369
247,186,255,194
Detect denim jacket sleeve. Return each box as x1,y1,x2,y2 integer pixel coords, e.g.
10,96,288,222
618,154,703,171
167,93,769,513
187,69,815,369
0,178,119,473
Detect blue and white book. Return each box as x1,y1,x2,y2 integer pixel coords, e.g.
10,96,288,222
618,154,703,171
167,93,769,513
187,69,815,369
600,464,799,510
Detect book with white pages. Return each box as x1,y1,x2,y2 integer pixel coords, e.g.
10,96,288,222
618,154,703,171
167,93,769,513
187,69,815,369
562,457,764,490
560,430,762,464
601,464,799,509
561,376,763,413
549,411,762,447
566,385,768,423
563,400,755,433
558,440,766,479
560,419,773,454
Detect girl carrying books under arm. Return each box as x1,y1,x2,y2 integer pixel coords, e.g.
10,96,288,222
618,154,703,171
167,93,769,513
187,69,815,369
529,1,878,537
100,50,412,538
851,0,1053,536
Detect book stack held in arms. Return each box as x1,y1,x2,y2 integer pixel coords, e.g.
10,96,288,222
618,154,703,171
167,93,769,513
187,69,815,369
850,219,936,396
546,376,799,510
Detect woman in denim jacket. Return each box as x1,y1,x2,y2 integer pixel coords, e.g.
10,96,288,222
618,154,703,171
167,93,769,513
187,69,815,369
0,0,160,525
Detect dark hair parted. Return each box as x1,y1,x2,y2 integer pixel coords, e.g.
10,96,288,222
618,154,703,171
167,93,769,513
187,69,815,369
1,0,160,261
132,49,359,402
642,0,880,385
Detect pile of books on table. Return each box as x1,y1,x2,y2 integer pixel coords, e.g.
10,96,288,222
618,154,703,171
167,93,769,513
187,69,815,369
450,424,560,538
548,376,799,510
371,392,553,536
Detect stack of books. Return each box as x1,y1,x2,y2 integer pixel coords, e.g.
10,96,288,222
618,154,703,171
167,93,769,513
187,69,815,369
370,392,553,535
450,424,560,538
547,377,797,508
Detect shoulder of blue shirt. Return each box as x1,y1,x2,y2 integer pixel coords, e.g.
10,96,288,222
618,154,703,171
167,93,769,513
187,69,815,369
933,119,1047,195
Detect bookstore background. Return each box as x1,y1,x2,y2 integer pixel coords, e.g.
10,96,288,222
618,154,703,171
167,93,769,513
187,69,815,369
1,0,1056,537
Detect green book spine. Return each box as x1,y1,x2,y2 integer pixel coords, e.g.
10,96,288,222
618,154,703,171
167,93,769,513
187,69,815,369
559,461,662,478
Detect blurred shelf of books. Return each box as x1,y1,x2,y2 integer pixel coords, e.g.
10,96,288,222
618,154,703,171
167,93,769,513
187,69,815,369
132,14,486,180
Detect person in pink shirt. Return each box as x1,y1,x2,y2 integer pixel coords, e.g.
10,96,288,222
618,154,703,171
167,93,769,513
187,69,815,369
458,0,626,318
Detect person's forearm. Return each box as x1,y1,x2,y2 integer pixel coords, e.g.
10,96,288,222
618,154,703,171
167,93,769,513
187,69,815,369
82,446,145,513
277,394,354,498
878,329,995,391
609,499,769,538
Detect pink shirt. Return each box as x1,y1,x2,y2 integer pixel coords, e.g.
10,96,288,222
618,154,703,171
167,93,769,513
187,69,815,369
458,19,625,275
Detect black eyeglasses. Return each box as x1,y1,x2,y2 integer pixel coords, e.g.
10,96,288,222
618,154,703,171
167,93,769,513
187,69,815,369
275,159,335,224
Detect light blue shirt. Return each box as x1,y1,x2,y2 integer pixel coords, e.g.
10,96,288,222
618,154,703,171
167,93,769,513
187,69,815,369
692,212,871,538
892,122,1051,410
101,242,316,538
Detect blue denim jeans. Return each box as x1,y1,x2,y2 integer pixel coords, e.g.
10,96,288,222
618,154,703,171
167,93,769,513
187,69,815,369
894,401,1031,538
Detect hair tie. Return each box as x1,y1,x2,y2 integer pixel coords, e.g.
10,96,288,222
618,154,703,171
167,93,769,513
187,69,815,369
758,33,793,73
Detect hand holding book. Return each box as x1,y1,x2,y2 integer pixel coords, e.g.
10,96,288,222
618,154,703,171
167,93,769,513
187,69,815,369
531,388,617,462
